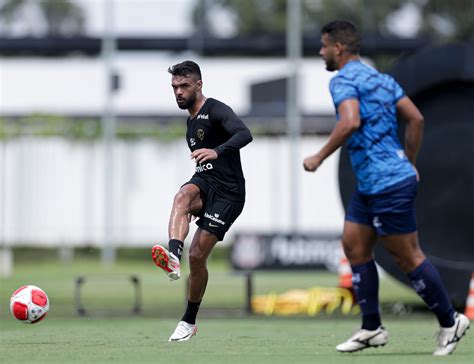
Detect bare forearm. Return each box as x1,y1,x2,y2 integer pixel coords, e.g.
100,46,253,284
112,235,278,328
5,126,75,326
316,120,357,162
405,119,423,165
396,96,424,166
304,99,360,172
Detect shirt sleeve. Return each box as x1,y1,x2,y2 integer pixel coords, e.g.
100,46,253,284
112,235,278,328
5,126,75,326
211,101,253,156
329,76,359,110
392,78,406,102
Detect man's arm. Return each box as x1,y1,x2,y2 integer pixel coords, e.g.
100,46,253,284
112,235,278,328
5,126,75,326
191,103,252,164
396,96,424,166
303,98,360,172
214,116,253,156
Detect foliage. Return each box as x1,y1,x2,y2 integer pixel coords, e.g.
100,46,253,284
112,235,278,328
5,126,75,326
193,0,474,43
0,115,186,141
0,0,85,36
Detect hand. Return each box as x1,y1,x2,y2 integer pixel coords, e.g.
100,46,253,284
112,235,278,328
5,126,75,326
191,148,218,163
303,155,322,172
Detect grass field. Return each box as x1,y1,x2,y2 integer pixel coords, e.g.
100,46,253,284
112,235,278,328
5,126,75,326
1,317,473,363
1,255,473,363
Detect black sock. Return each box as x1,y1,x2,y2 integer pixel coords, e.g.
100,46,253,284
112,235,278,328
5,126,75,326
169,239,183,261
181,300,201,325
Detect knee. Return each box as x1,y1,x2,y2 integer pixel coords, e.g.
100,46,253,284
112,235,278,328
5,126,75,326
342,240,372,265
189,250,206,271
392,250,426,273
173,191,192,210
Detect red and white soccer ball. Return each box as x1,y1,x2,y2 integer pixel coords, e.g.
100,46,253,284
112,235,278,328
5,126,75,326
10,285,49,324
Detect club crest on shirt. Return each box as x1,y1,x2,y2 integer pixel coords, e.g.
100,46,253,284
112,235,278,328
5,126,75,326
197,129,205,140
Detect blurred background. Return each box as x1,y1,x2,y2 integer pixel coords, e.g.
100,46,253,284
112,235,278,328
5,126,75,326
0,0,473,319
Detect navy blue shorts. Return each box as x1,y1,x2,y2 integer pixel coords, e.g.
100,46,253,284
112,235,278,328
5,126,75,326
345,176,418,235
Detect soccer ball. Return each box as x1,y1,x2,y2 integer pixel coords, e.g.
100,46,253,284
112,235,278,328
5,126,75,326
10,285,49,324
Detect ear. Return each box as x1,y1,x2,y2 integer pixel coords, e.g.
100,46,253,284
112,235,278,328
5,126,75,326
196,79,203,91
335,42,344,55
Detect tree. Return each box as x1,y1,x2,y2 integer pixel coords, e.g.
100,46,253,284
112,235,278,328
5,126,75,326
192,0,474,42
0,0,85,36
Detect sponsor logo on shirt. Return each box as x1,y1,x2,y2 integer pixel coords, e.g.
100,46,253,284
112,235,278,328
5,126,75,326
197,114,209,120
196,162,214,173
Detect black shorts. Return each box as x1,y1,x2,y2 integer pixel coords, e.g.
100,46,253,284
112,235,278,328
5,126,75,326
183,176,245,241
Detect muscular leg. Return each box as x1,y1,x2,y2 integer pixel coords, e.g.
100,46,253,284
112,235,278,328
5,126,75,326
181,228,218,324
379,231,425,272
168,184,203,242
342,221,381,330
187,229,218,302
342,221,377,264
381,232,455,327
152,184,202,278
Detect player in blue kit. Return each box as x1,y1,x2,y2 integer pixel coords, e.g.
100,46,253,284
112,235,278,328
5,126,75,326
303,20,469,355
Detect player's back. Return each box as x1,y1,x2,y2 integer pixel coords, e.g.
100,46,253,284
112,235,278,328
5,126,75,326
330,61,416,194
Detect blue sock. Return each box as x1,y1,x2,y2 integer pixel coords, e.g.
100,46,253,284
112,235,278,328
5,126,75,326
351,260,381,330
407,259,455,327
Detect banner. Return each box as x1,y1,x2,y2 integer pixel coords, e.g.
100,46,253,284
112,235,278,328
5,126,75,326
231,233,341,272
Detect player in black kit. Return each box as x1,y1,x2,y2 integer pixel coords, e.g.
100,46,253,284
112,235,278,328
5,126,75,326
152,60,252,341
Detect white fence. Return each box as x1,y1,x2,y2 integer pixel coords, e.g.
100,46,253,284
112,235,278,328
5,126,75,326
0,136,344,247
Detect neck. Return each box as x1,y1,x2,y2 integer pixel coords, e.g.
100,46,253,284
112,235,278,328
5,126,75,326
189,95,207,118
338,54,360,70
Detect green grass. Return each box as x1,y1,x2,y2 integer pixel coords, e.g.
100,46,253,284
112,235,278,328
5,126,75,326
0,317,473,363
0,258,422,319
2,257,471,363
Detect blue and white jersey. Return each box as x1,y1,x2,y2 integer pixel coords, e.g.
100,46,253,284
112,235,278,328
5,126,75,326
329,60,416,194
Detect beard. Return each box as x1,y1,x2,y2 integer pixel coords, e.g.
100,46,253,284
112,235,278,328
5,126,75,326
324,57,338,72
176,93,196,110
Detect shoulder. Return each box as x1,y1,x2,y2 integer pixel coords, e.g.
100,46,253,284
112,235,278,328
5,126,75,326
208,97,230,109
207,98,235,116
330,63,362,89
329,72,358,97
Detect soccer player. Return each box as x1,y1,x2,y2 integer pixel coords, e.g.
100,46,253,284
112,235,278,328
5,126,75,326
152,60,252,341
303,20,470,355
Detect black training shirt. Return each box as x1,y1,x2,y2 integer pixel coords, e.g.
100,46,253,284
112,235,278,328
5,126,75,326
186,98,252,201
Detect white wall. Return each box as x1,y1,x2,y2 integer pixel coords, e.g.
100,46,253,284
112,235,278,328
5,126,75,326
0,136,345,247
0,56,335,116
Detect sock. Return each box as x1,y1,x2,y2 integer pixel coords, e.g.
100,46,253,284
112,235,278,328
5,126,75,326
351,260,381,330
407,259,455,327
169,239,183,261
181,300,201,325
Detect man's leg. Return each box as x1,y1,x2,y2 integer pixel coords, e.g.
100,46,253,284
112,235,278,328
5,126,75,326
168,184,203,259
342,221,380,330
152,184,203,280
337,221,389,352
381,232,470,355
380,232,456,325
183,228,218,323
169,228,218,342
